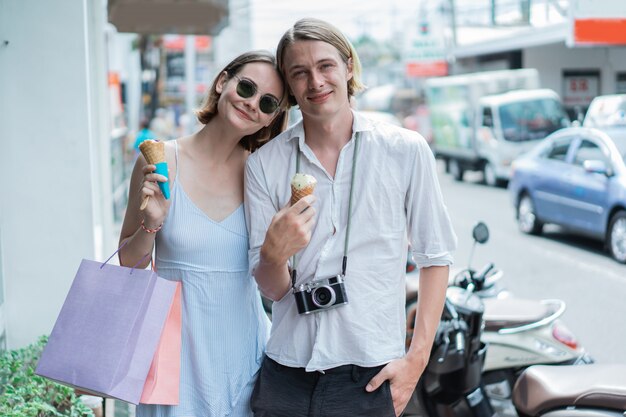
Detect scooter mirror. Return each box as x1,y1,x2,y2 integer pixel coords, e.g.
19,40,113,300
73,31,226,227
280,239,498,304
472,222,489,244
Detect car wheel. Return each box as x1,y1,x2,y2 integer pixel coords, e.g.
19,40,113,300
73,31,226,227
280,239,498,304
518,194,543,235
483,162,498,187
449,159,464,181
608,211,626,264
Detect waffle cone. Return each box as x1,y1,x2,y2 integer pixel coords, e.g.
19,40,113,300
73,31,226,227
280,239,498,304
291,184,315,206
139,140,165,164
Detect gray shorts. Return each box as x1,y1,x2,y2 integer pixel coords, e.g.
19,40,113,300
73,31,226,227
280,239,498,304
251,356,396,417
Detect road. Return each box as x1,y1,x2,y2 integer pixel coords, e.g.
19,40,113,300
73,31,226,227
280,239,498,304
437,163,626,364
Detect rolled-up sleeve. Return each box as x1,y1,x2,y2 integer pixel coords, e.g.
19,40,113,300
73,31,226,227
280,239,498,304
244,154,278,277
405,137,458,268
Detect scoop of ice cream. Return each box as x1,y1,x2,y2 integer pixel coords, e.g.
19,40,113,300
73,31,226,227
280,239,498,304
290,173,317,206
291,173,317,190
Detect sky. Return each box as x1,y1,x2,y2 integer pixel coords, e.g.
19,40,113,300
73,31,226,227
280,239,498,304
247,0,426,50
244,0,533,50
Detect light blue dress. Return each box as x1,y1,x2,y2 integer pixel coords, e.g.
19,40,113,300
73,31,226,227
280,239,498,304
137,141,270,417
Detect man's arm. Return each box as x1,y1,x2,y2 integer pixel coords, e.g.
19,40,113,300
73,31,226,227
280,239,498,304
365,265,448,416
254,197,316,301
366,134,456,416
406,265,448,365
244,155,317,301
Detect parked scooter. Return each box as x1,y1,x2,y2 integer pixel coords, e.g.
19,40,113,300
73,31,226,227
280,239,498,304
453,223,593,415
449,221,505,299
404,298,626,417
404,286,496,417
512,364,626,416
406,222,592,416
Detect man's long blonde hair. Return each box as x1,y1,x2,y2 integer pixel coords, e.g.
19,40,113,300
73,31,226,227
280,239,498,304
276,18,365,106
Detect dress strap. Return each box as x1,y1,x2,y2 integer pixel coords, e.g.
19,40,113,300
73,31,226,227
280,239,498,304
174,140,180,180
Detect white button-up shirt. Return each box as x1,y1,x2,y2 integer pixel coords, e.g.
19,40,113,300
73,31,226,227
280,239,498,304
244,111,457,372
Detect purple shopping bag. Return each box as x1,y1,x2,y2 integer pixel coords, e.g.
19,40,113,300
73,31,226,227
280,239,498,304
36,250,178,405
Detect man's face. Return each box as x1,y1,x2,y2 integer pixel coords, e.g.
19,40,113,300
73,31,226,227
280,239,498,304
283,40,353,120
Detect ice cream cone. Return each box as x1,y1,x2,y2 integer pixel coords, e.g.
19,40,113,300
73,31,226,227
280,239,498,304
139,140,170,210
290,173,317,206
139,140,165,164
290,185,316,206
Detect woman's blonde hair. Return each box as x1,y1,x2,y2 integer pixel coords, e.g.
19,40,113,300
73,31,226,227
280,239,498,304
276,18,365,106
196,50,289,152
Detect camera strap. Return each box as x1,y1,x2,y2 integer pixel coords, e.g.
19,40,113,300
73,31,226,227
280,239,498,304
291,133,360,289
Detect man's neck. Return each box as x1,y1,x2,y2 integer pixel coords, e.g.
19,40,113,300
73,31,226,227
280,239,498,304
301,106,354,178
302,106,354,153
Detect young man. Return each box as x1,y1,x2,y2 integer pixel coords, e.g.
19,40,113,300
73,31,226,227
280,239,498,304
244,18,457,417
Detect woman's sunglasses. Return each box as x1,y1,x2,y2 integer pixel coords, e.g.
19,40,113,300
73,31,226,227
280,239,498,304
231,74,281,115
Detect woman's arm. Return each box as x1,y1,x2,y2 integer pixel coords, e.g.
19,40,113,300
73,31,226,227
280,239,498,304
118,146,173,268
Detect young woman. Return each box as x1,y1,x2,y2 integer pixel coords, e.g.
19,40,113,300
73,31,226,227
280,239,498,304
118,50,288,417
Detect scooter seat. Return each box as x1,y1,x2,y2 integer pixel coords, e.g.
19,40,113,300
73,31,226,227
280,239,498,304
482,298,553,332
512,364,626,415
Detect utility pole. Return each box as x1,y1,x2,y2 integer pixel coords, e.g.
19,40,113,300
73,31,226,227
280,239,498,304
521,0,531,24
185,36,196,135
448,0,457,48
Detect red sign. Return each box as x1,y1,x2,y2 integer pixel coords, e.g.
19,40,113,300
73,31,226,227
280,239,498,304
405,61,448,78
563,75,599,107
163,36,212,51
574,19,626,45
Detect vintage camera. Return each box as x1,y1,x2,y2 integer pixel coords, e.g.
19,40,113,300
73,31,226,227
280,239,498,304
294,275,349,315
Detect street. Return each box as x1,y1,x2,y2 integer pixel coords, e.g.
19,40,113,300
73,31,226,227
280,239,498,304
437,162,626,364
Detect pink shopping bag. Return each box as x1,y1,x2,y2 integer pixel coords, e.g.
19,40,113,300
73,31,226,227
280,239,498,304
36,248,177,405
140,282,182,405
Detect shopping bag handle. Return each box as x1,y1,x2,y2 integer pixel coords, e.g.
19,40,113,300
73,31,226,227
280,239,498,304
101,239,152,274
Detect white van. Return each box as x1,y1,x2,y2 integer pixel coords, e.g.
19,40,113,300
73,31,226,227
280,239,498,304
426,70,571,186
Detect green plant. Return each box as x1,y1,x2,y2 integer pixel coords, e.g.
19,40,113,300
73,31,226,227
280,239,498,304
0,335,94,417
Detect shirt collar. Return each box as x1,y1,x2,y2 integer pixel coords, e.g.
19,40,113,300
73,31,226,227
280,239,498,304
285,109,375,144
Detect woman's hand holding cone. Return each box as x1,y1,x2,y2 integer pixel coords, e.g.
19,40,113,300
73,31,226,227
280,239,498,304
139,164,169,227
139,140,170,210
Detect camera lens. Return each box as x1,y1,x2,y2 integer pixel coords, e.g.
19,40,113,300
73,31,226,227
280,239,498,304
312,286,336,308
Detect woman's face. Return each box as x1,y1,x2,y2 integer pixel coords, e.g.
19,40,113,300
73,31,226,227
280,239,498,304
216,62,284,136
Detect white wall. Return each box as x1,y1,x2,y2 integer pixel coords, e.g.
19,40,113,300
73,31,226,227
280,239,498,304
454,58,511,75
0,0,112,349
524,43,626,95
213,0,251,74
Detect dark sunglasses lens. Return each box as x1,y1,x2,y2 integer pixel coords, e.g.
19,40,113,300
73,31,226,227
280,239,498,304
236,77,279,114
260,96,279,114
236,79,255,98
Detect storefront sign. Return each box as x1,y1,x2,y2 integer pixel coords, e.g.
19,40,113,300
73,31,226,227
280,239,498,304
562,73,599,107
405,61,448,77
163,35,211,51
404,37,448,77
570,0,626,45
